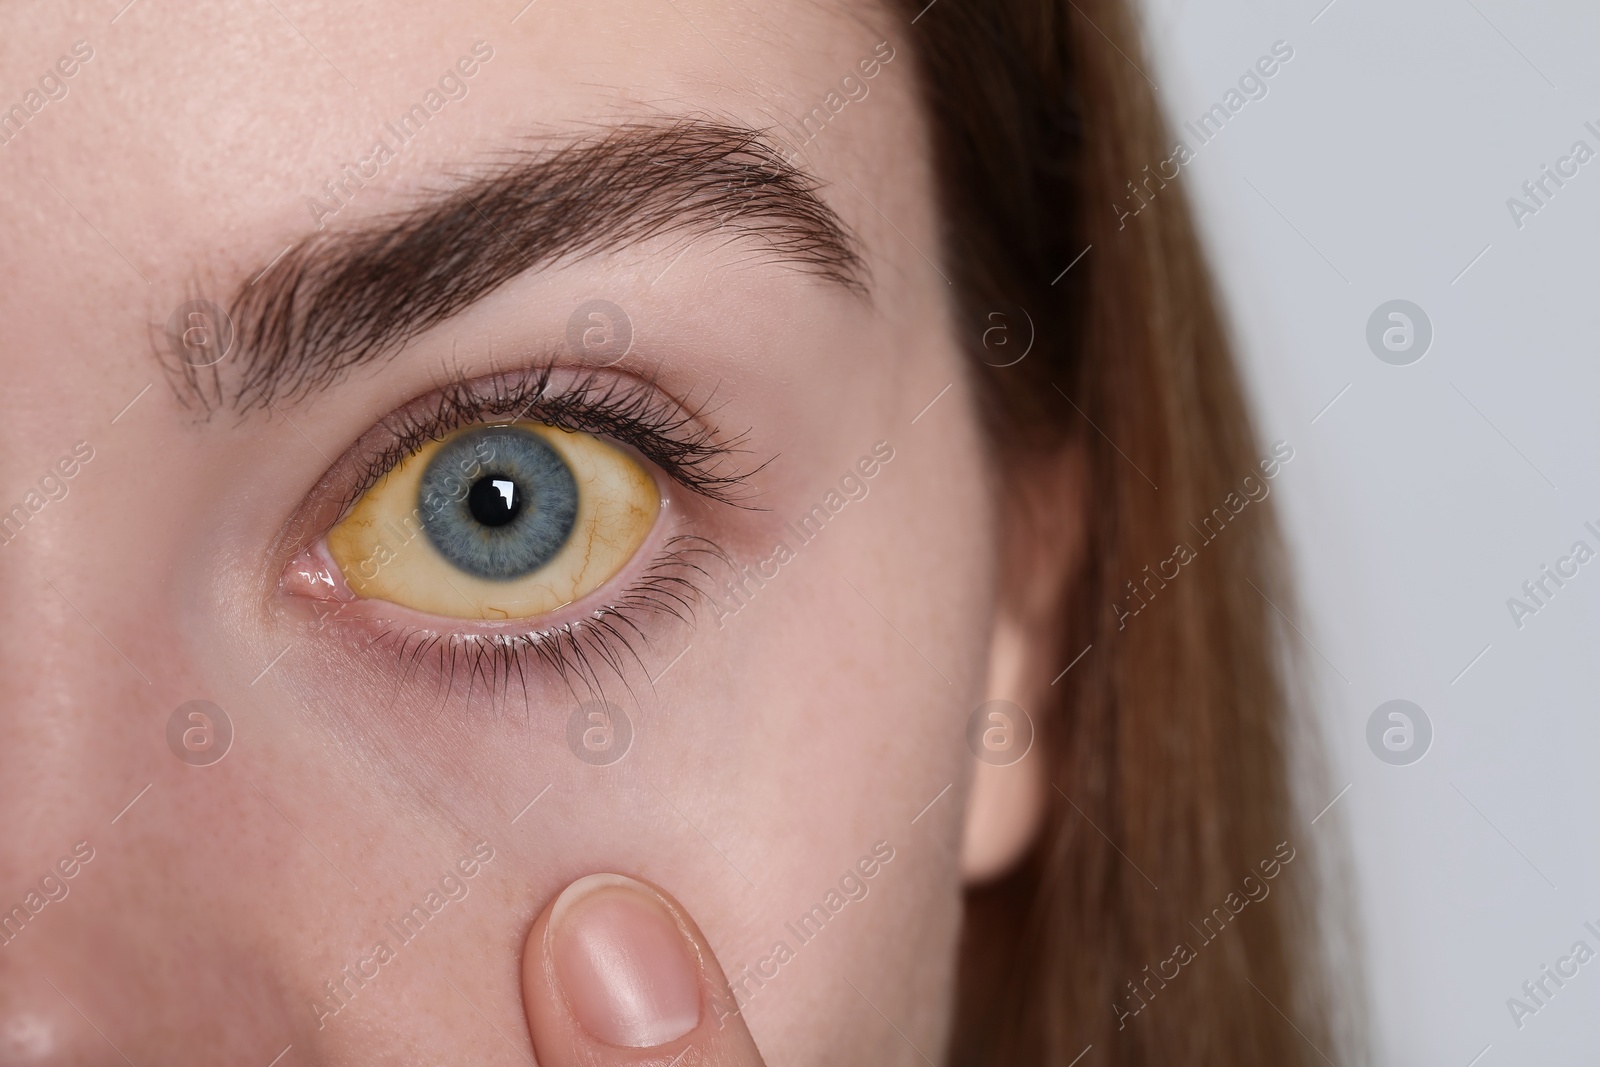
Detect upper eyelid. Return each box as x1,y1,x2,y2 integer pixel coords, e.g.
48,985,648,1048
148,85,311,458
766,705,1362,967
332,362,763,520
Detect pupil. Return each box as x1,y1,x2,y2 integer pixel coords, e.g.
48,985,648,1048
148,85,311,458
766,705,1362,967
467,475,523,527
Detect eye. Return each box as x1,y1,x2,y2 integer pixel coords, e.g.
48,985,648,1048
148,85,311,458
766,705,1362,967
326,422,660,620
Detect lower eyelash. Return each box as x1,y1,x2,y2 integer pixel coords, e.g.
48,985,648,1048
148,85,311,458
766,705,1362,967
357,534,733,712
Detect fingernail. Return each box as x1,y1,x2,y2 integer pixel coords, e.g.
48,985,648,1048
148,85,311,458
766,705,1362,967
547,874,701,1048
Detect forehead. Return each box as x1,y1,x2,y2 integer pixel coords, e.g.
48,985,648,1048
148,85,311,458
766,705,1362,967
0,0,911,305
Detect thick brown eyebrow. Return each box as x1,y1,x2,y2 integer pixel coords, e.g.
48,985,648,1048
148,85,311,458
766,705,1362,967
175,119,866,412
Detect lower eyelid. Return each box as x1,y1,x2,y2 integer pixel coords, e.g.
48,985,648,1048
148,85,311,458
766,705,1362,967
284,530,733,702
285,458,718,623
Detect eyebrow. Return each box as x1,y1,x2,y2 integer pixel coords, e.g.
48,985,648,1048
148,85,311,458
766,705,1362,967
180,119,866,412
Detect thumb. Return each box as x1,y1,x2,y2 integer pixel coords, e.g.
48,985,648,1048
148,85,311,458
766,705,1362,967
521,873,767,1067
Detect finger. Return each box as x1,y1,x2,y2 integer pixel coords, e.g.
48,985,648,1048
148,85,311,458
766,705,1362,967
521,873,766,1067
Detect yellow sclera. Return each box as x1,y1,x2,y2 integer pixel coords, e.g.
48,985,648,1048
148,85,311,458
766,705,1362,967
326,423,659,620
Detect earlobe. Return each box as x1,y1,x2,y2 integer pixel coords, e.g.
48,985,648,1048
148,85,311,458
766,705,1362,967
959,616,1047,883
961,743,1047,883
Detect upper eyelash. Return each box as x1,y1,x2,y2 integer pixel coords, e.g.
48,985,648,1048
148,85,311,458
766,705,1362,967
342,361,765,516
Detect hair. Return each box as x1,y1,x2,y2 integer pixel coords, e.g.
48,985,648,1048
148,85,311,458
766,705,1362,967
894,2,1353,1064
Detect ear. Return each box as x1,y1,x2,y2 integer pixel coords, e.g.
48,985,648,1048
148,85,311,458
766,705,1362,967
959,443,1087,884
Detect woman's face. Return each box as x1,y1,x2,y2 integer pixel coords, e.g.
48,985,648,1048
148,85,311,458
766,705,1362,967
0,2,1037,1063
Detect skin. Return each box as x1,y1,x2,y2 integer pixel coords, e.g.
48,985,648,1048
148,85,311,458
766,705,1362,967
0,1,1057,1063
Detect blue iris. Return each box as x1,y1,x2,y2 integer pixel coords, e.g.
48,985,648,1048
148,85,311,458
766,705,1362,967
418,427,579,580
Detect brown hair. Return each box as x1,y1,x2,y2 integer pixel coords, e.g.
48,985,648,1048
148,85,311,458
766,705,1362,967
896,1,1350,1063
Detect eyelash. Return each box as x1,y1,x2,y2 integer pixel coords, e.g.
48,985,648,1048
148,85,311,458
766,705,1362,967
369,534,732,708
315,362,753,704
342,362,760,515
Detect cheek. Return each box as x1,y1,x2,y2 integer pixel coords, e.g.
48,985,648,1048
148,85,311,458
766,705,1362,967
657,392,993,1051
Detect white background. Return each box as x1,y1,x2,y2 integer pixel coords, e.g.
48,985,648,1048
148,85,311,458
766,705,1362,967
1139,0,1600,1062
